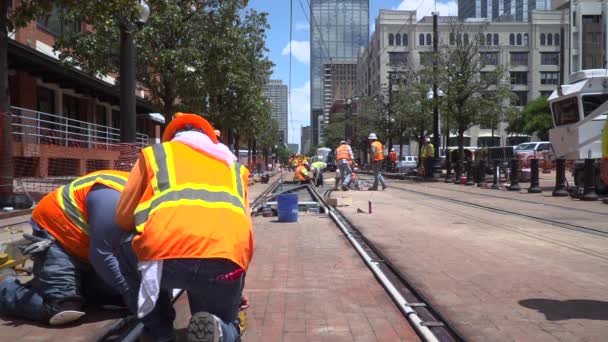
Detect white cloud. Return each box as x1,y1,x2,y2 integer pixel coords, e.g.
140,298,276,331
281,40,310,64
295,22,309,31
287,81,310,145
395,0,458,21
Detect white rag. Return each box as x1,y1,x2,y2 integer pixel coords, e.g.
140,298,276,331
136,130,238,318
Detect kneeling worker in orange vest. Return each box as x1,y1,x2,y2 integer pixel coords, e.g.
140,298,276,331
294,161,312,183
115,112,253,341
0,170,130,325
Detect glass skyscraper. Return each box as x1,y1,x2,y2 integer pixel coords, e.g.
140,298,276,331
310,0,369,146
458,0,551,21
263,80,289,143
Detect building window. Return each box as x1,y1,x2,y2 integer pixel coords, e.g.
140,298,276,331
389,33,394,46
464,33,469,45
112,110,120,130
555,33,560,46
37,87,56,130
426,33,432,46
419,52,432,66
389,52,409,65
517,33,522,45
513,91,528,106
480,52,499,65
540,91,554,97
481,72,498,85
540,72,560,85
494,34,499,45
547,33,553,45
396,33,401,46
419,34,424,45
510,33,515,45
510,72,528,85
450,33,455,45
486,33,492,46
523,33,529,46
37,4,80,36
540,33,546,45
541,52,560,65
480,34,485,45
403,34,408,46
510,52,528,66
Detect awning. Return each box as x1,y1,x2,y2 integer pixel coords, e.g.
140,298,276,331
7,39,159,114
477,131,502,138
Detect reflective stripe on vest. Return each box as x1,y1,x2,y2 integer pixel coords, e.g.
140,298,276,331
56,173,128,234
134,143,247,232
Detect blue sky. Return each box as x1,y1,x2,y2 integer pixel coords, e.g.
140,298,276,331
247,0,458,144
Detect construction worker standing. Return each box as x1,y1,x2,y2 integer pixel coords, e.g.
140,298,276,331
0,170,130,325
389,148,397,172
115,113,253,342
335,140,354,191
294,161,312,184
368,133,387,190
421,137,435,178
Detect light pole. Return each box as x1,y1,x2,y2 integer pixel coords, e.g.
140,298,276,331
345,98,352,141
119,1,150,143
427,87,445,177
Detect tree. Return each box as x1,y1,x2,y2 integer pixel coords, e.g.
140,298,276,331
506,96,553,141
323,112,346,150
438,22,512,173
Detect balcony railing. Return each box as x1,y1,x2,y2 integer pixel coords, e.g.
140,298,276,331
9,106,149,149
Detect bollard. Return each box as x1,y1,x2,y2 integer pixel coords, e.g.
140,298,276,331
581,158,599,201
466,160,475,186
478,160,487,186
508,158,521,191
492,160,501,189
444,162,452,183
552,158,569,197
528,158,542,193
368,199,373,213
474,161,482,186
453,161,462,184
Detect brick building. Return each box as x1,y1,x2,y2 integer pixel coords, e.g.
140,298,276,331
6,3,162,179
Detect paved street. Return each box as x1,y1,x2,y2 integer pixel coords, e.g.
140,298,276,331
333,178,608,341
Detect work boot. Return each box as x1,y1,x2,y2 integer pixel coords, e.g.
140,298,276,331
367,188,378,191
342,185,349,191
382,185,387,190
44,296,85,325
187,312,222,342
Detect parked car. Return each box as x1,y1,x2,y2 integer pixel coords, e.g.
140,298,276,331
396,156,418,173
515,141,554,167
514,141,552,155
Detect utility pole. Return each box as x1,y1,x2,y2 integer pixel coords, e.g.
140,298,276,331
431,10,440,177
345,98,352,140
0,0,13,202
388,72,394,152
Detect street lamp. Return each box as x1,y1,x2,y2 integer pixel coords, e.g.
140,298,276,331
426,87,445,178
119,1,150,143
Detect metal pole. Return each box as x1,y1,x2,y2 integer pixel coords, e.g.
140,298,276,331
120,23,137,143
431,12,440,178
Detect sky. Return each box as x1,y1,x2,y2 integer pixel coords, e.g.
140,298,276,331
247,0,458,145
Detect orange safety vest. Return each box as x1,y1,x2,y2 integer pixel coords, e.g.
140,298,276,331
336,144,351,161
389,151,397,162
31,170,129,261
133,142,253,270
294,165,307,181
372,141,384,161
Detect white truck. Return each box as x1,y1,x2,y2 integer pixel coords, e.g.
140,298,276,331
548,69,608,194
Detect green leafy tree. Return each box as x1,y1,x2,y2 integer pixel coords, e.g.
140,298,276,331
507,96,553,141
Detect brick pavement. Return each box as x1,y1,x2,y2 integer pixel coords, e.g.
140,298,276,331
334,183,608,341
241,214,420,342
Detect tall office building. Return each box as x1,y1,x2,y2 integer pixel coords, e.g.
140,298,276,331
263,80,288,143
310,0,369,146
459,0,552,21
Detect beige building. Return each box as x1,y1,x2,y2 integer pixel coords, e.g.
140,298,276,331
356,9,569,148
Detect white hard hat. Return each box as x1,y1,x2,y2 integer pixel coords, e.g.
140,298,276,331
425,137,431,143
368,133,377,140
391,148,395,151
303,161,309,166
340,140,347,144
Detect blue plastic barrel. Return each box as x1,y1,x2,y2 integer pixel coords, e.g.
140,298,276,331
277,193,299,222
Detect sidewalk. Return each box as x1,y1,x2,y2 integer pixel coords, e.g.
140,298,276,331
332,184,608,341
242,214,420,342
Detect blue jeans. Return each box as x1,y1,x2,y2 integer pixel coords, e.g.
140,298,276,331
118,239,245,341
338,161,352,188
0,228,87,322
372,161,385,189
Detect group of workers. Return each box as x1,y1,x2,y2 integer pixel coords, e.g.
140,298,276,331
334,133,386,191
0,113,252,342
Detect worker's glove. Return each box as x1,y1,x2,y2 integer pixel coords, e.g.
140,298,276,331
18,234,53,257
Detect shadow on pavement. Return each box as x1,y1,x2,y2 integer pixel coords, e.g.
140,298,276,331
519,298,608,321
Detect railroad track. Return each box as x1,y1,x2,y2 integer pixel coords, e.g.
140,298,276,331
312,186,463,342
379,180,608,238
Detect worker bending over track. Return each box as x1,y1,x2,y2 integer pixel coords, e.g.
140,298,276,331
310,160,327,186
115,113,253,342
0,170,129,325
294,161,312,184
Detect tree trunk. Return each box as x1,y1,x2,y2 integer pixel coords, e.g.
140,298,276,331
456,128,465,179
234,132,240,158
417,129,424,167
252,138,257,171
247,139,252,169
398,132,404,159
161,99,174,141
0,0,14,200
